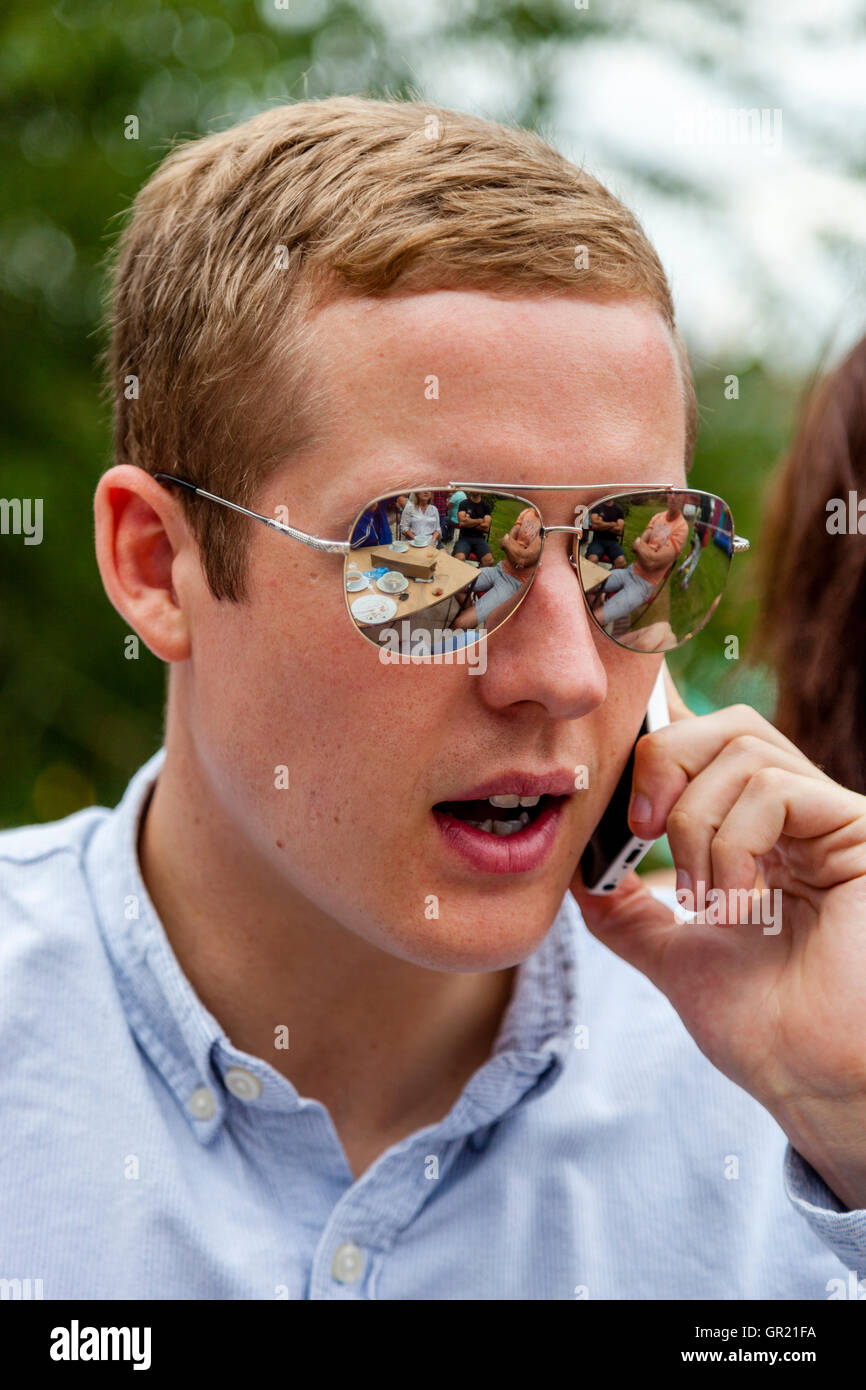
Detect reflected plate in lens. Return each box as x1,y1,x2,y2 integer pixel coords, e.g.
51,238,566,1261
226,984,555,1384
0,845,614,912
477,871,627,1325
351,593,399,624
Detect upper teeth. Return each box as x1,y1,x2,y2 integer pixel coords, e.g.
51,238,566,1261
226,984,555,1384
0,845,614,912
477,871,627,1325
488,794,541,808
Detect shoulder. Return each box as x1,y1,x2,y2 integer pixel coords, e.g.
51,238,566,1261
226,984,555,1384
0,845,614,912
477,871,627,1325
0,805,106,870
0,807,108,950
0,804,130,1072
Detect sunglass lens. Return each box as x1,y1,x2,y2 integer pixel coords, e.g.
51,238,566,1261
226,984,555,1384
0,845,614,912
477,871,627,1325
578,490,735,652
345,490,543,655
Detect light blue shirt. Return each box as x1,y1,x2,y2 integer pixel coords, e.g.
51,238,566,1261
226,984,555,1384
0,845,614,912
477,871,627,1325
1,750,864,1300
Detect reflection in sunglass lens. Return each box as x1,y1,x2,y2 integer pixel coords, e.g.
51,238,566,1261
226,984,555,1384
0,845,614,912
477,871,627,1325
344,489,543,656
345,487,738,657
578,490,735,652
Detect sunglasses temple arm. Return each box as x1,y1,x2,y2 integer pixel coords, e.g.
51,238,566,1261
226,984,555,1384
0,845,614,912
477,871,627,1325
152,474,350,554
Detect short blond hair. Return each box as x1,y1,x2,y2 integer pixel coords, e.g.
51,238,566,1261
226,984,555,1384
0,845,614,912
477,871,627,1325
106,96,697,599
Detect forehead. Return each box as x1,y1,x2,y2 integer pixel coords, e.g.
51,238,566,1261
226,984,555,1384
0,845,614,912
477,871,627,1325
297,291,687,510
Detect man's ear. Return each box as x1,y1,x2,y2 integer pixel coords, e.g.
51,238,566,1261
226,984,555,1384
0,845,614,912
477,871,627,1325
94,465,194,663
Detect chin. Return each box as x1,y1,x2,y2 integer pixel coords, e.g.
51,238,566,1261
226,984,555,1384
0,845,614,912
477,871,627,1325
375,888,570,973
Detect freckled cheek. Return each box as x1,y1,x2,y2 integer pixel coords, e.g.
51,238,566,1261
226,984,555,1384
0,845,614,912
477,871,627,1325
217,580,393,810
258,555,329,607
216,558,459,832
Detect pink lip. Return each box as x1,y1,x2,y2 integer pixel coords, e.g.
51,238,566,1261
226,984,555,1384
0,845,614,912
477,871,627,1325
433,798,567,875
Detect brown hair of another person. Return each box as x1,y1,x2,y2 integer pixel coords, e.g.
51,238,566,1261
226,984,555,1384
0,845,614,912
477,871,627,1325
755,335,866,793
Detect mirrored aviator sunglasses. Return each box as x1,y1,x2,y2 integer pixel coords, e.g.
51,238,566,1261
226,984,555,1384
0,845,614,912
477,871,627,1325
345,486,749,657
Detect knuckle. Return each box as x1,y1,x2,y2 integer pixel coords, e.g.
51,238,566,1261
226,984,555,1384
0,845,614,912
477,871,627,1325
635,726,668,768
665,807,695,842
711,831,738,862
750,764,786,794
728,732,764,760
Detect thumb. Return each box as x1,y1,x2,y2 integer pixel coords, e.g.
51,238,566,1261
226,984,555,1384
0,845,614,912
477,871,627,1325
571,866,679,989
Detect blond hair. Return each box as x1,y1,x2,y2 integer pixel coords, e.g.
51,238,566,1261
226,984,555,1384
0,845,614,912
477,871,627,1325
105,95,697,599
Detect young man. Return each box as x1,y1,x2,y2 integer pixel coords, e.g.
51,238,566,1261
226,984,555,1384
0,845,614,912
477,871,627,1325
2,97,866,1301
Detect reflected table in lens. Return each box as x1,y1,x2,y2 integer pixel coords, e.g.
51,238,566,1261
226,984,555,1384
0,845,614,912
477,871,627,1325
580,556,615,591
347,544,480,626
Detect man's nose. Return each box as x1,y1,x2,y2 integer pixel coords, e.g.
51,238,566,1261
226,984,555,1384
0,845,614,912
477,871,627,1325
475,538,608,720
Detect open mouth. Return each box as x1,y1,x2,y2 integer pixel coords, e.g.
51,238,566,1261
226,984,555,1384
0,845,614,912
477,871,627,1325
432,792,563,836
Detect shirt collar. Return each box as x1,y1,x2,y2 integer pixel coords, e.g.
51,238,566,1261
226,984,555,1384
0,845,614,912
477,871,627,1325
87,751,583,1146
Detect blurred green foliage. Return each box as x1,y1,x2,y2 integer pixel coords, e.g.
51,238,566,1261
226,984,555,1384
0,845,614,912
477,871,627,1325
0,0,797,827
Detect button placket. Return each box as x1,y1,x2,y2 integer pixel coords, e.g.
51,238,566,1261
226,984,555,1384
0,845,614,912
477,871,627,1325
307,1136,465,1298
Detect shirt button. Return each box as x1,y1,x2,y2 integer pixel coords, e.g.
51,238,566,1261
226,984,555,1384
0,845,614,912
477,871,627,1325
332,1243,364,1284
224,1067,263,1102
188,1086,216,1120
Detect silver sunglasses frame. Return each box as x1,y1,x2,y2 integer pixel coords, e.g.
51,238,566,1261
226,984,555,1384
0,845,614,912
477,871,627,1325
153,473,750,653
153,475,751,556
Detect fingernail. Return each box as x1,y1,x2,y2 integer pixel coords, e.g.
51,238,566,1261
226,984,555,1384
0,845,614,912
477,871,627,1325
629,792,652,825
675,868,693,898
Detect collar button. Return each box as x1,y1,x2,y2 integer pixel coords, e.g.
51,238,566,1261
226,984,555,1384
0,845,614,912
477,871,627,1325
224,1066,263,1102
188,1086,216,1120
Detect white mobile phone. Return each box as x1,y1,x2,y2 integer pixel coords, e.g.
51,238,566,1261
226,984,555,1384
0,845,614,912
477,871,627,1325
579,664,671,895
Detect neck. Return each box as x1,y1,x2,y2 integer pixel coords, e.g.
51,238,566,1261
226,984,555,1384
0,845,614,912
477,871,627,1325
137,716,516,1175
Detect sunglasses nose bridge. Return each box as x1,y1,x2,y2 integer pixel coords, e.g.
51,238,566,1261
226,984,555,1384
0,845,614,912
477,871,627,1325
534,524,585,586
540,522,584,562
